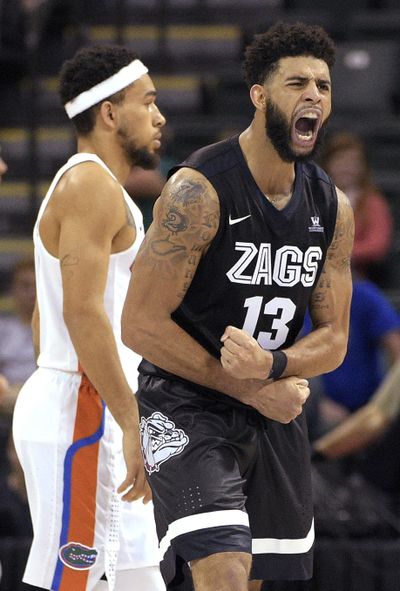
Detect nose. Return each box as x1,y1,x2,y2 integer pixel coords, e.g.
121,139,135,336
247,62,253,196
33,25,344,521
154,105,166,128
303,81,322,103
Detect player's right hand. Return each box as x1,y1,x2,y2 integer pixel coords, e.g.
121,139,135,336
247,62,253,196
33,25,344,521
250,377,310,423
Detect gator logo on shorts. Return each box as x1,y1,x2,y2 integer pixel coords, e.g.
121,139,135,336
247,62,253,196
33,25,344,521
59,542,98,570
140,412,189,475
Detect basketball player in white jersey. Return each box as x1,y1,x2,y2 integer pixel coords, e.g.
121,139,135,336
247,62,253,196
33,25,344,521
12,45,166,591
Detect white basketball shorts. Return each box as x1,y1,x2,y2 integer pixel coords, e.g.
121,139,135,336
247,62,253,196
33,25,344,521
13,367,163,591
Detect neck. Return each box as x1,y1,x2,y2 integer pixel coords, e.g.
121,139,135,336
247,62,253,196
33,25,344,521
239,117,296,198
76,133,131,185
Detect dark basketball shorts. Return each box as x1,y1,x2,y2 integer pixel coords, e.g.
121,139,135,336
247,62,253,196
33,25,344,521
137,373,314,589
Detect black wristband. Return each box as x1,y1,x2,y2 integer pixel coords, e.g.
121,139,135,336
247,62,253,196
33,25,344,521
268,350,288,380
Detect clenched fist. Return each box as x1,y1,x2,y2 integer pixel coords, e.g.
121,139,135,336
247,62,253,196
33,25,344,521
221,325,273,379
249,377,310,424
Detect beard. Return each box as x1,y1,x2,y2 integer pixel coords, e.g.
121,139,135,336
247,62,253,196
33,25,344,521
265,98,328,163
117,127,159,170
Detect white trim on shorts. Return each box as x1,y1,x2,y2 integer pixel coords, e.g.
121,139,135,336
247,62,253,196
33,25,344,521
252,519,315,555
159,510,314,558
159,509,249,557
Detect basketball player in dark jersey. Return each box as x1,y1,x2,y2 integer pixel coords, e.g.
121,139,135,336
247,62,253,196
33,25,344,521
122,22,354,591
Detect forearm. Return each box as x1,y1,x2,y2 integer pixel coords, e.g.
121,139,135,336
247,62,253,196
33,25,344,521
65,308,139,430
313,404,389,458
313,362,400,458
283,324,347,379
122,316,263,404
370,360,400,421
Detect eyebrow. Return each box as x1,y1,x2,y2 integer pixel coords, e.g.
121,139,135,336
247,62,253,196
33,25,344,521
145,90,157,98
286,76,331,87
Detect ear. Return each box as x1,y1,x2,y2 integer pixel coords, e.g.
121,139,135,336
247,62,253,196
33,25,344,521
249,84,267,111
98,100,117,129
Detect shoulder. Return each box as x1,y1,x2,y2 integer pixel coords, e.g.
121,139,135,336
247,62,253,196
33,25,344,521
150,167,220,245
162,167,219,210
52,161,125,228
334,188,354,224
56,161,122,210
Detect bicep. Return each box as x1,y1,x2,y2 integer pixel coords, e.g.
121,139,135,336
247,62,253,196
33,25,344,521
124,169,219,321
58,209,114,312
309,190,354,330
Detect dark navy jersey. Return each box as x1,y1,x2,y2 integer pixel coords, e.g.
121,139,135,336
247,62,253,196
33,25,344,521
140,135,338,392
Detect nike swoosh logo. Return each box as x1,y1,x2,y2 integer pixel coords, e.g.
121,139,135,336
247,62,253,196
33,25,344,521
229,214,251,226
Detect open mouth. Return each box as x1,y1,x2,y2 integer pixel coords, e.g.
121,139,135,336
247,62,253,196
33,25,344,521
293,111,320,146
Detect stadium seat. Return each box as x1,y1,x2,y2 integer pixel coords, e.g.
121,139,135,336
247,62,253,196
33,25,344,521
331,40,400,115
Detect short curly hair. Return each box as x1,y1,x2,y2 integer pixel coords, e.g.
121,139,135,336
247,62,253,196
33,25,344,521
59,45,140,134
243,21,336,88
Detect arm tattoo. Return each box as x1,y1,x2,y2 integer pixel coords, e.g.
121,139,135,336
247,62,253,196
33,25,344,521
140,176,219,298
171,179,206,206
61,254,79,267
310,193,353,314
310,268,331,311
162,207,188,234
327,194,354,271
61,253,79,279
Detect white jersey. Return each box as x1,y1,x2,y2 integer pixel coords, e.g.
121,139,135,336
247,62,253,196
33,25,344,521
34,153,143,390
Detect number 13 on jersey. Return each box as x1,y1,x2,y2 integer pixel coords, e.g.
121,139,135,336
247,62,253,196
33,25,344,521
242,296,296,349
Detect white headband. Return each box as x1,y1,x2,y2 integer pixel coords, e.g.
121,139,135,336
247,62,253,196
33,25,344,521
64,59,148,119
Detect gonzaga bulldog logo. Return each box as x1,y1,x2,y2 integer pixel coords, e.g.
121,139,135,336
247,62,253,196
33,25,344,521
59,542,98,570
140,412,189,474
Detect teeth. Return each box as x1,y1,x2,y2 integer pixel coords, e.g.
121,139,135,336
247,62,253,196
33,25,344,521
297,131,313,140
301,112,318,119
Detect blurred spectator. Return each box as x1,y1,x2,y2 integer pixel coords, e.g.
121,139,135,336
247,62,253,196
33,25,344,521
125,166,166,230
319,132,394,286
305,273,400,440
0,257,36,413
305,275,400,497
313,359,400,460
312,357,400,496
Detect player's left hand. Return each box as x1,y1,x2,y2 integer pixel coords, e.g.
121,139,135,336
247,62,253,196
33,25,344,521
117,429,152,504
220,325,272,380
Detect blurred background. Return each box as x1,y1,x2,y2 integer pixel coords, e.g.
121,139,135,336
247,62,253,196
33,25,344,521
1,1,400,589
